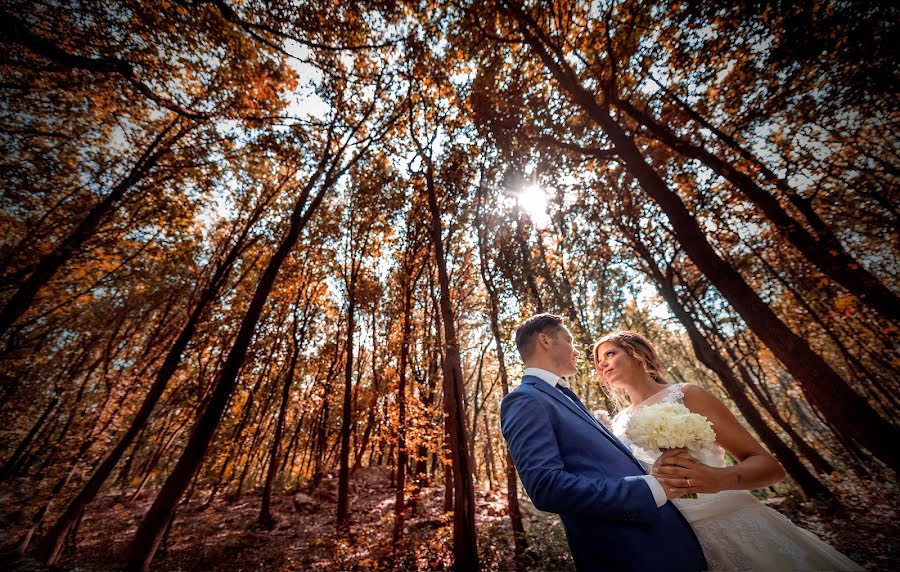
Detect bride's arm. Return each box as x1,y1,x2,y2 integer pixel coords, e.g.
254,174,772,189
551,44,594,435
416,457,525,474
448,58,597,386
653,385,785,494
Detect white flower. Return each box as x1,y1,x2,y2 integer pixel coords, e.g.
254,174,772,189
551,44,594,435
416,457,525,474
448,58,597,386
625,402,715,452
593,409,613,429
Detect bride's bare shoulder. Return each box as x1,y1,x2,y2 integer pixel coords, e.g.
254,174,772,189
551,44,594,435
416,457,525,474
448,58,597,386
679,383,706,396
680,384,728,412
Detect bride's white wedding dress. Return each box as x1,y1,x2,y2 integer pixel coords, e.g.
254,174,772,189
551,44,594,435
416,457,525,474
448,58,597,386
611,384,864,571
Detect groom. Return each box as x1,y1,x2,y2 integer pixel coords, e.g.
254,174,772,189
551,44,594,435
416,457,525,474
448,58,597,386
500,314,706,571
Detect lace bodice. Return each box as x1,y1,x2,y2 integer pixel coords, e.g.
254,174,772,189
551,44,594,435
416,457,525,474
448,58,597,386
611,384,726,468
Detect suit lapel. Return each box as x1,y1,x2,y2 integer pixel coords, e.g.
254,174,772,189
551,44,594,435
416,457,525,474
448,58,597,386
524,376,641,465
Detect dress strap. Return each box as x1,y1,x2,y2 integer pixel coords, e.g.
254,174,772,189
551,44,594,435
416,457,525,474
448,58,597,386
657,383,686,404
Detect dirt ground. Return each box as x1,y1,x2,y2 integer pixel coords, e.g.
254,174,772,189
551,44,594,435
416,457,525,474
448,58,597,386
3,467,897,571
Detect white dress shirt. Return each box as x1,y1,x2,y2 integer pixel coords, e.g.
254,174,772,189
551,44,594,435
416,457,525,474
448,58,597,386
523,367,667,508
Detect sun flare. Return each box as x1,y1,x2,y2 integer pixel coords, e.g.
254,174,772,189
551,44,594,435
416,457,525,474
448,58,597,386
516,185,551,227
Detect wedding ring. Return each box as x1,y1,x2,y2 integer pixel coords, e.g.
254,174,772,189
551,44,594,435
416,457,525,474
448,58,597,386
686,479,692,487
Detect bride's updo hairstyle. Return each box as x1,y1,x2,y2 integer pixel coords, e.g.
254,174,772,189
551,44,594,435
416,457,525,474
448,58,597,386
592,330,668,410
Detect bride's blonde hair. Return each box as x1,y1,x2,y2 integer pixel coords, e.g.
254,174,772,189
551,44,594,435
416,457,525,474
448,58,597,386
592,330,668,412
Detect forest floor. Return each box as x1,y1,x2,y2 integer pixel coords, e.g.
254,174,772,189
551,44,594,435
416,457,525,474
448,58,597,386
3,466,898,571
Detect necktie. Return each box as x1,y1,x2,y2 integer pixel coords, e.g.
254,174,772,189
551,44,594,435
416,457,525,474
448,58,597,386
559,385,609,432
557,384,584,410
556,383,640,464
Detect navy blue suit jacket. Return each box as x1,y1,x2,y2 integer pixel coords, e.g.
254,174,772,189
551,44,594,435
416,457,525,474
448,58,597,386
500,375,707,571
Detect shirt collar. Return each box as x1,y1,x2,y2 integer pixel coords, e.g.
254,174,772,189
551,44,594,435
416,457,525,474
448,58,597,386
523,367,570,389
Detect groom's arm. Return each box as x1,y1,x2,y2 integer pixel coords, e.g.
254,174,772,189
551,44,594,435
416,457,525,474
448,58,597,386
501,391,659,525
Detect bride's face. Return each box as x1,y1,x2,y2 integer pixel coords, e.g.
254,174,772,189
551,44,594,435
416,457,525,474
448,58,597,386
595,342,643,389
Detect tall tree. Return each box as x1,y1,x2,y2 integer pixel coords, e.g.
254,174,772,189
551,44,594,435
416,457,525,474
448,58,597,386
336,157,398,530
409,83,481,569
259,268,320,528
474,166,528,558
391,198,427,547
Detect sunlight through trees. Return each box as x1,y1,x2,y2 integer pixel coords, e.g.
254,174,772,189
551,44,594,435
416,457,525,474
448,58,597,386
1,1,896,570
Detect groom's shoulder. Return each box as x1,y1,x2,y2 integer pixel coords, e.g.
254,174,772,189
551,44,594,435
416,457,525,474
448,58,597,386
501,377,546,415
512,375,542,392
501,376,542,403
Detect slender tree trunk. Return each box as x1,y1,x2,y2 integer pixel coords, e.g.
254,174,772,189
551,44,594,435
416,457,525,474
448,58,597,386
467,345,486,480
614,94,900,321
509,14,900,470
115,424,146,489
443,460,454,513
0,396,58,482
310,331,343,490
217,340,282,499
17,439,89,554
336,279,357,531
25,354,103,477
422,154,479,571
129,417,189,504
409,350,437,513
260,297,309,528
392,288,412,546
38,224,250,565
235,399,277,497
482,416,497,490
282,406,307,480
475,180,528,557
123,147,337,571
513,213,544,312
627,235,831,498
354,312,381,471
0,119,185,338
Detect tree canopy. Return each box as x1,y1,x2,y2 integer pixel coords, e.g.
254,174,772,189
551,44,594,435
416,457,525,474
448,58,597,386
1,1,897,570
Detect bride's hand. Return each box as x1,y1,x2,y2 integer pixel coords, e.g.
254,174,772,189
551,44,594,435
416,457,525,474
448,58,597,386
652,449,724,495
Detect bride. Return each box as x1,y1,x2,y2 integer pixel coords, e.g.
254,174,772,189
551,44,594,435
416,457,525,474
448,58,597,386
592,330,863,571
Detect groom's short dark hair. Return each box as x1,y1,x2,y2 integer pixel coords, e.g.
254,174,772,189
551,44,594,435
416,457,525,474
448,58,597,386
515,313,565,360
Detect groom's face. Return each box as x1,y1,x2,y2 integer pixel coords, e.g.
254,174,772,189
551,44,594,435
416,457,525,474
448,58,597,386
543,326,579,378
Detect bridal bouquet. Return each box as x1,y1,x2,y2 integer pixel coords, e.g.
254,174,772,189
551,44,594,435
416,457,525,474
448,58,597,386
625,403,716,498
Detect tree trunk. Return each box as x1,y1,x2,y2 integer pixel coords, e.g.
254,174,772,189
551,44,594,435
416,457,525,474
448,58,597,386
482,416,497,490
0,119,185,338
615,92,900,321
476,179,528,557
336,276,357,531
235,375,281,497
38,219,250,565
392,256,420,547
115,424,146,489
123,146,337,571
260,298,310,528
129,416,189,504
309,326,344,490
17,437,91,554
0,396,58,483
354,309,382,471
422,154,479,571
514,214,545,312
